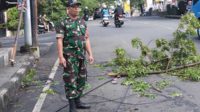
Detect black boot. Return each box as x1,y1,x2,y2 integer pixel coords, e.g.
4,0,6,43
68,99,77,112
75,97,91,109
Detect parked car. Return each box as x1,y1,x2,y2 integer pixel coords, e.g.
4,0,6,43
93,8,102,20
192,0,200,19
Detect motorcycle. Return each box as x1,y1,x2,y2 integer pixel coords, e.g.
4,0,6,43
38,19,46,34
48,21,55,31
101,15,110,27
83,14,89,21
114,15,124,28
38,18,54,34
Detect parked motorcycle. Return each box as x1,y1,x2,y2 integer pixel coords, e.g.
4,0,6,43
101,15,110,27
38,18,46,34
38,24,46,34
48,21,55,31
114,15,124,28
38,17,54,34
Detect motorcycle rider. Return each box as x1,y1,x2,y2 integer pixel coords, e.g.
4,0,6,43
83,6,89,21
114,3,124,21
101,3,110,18
100,3,110,26
42,14,49,32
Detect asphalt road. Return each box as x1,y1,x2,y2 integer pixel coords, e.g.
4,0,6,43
6,16,200,112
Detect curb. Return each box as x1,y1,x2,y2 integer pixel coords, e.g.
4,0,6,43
164,15,181,19
0,48,12,68
0,56,35,112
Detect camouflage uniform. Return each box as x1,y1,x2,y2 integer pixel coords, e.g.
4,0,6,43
56,15,87,99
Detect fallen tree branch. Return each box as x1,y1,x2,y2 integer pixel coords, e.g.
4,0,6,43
108,62,200,77
149,62,200,74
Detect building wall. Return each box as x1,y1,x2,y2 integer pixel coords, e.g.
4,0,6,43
145,0,153,11
0,11,6,37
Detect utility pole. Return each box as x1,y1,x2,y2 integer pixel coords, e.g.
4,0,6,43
24,0,32,46
30,0,40,59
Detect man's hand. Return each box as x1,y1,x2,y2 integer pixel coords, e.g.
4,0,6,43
88,55,94,64
59,57,67,68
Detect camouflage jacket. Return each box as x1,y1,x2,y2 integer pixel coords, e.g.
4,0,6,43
56,15,87,59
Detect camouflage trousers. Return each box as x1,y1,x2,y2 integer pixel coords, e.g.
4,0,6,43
63,55,87,99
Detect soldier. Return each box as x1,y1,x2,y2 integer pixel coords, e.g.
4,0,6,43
56,0,94,112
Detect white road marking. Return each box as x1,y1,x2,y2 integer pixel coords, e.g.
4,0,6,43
32,58,59,112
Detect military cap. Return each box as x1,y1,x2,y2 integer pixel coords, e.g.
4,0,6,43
66,0,81,7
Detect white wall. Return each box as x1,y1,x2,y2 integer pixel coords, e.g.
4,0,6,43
146,0,153,11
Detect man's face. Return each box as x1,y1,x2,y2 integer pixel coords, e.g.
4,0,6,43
68,5,80,17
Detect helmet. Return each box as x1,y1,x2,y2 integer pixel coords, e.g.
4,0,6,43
85,6,88,9
117,3,121,6
102,3,107,8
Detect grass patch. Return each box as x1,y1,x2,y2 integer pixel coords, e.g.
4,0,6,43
21,69,36,87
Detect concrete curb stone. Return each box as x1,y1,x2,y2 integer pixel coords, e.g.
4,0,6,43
165,15,181,19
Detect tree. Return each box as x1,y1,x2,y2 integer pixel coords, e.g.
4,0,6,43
7,7,23,31
130,0,145,14
97,0,115,5
38,0,65,22
80,0,99,16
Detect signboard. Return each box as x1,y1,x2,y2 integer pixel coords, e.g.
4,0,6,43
124,0,130,13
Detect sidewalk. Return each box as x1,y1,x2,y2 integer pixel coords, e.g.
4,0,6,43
0,51,34,112
0,41,54,112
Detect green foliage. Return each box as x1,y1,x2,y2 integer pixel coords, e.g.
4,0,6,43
132,80,150,93
155,80,170,90
84,83,92,90
130,0,145,8
132,38,150,57
114,48,132,66
119,59,150,78
122,79,155,99
38,0,101,22
97,0,115,5
7,7,23,31
93,64,106,70
44,89,56,95
21,69,36,87
38,0,66,22
80,0,99,16
106,13,200,98
121,13,200,80
174,13,200,38
170,91,182,97
176,66,200,81
98,76,106,80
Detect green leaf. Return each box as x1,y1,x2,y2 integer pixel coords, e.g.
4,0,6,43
170,91,182,97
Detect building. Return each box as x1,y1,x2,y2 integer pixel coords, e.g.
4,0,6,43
144,0,180,12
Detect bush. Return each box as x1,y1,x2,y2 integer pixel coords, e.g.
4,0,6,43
7,7,23,31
